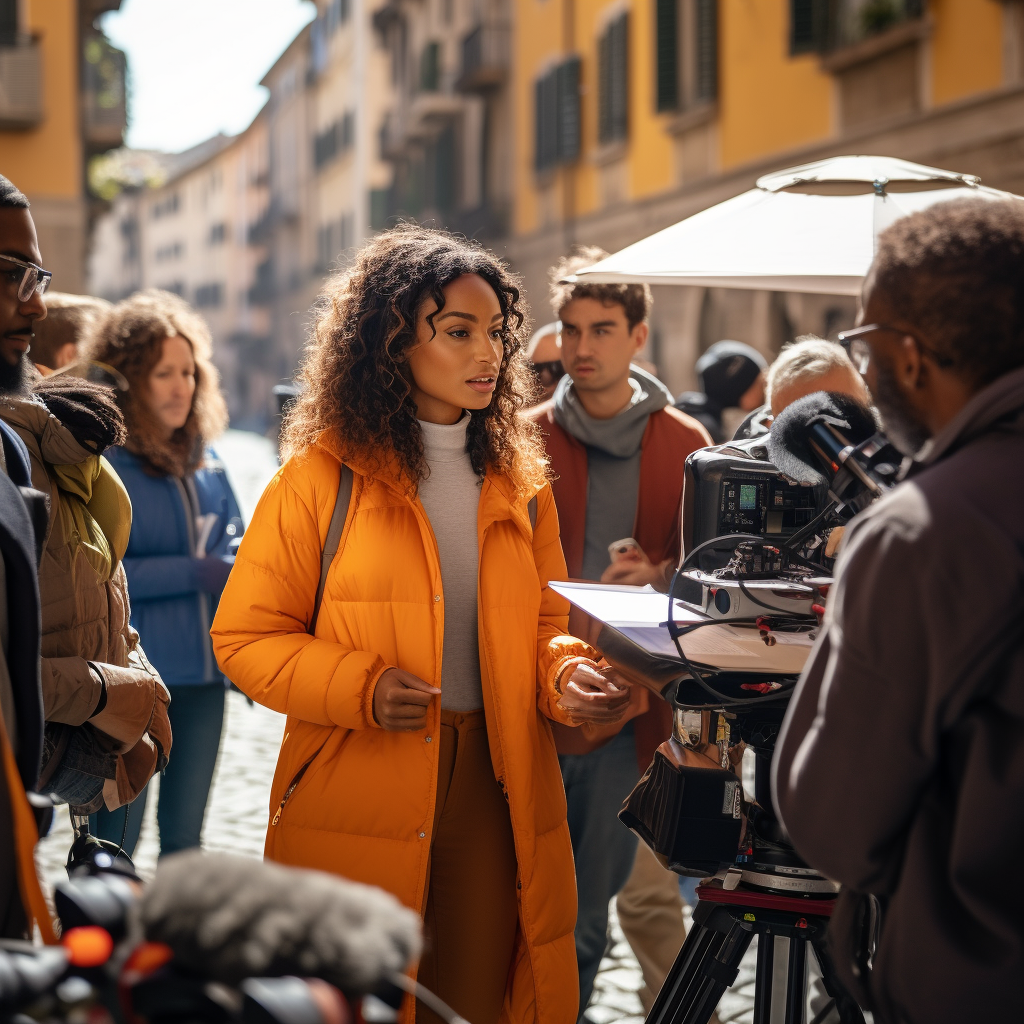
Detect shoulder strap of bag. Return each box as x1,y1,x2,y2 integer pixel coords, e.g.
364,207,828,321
310,463,354,635
528,494,537,531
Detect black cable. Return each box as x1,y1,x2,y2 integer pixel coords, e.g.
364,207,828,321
118,802,130,858
783,499,840,553
666,536,819,710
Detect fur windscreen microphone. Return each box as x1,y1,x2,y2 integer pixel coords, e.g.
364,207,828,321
766,391,878,486
135,851,422,994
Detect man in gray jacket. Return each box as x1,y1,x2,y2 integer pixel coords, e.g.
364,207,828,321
773,196,1024,1023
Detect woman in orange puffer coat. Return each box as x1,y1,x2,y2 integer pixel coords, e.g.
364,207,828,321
210,226,632,1024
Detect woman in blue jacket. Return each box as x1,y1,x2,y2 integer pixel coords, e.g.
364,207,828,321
87,289,241,856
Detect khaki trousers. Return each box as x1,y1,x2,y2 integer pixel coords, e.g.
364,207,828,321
615,841,689,1014
417,709,519,1024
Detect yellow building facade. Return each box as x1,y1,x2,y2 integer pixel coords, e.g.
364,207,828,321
0,0,124,292
510,0,1024,392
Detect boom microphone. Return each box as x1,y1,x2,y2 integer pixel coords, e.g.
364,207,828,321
767,391,900,520
135,851,422,995
766,391,878,486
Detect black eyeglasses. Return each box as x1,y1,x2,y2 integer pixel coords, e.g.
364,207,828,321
0,253,52,302
837,323,955,375
532,360,564,386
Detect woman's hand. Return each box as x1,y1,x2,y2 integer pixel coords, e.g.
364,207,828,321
373,668,441,731
557,663,632,725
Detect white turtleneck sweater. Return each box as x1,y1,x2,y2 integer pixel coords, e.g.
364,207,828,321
417,414,483,711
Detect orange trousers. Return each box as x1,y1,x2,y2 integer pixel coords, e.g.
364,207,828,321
417,709,519,1024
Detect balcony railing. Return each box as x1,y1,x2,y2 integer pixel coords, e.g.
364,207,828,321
457,23,510,92
792,0,925,56
0,38,42,130
82,35,127,149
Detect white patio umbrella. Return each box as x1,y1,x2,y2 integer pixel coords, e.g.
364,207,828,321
572,155,1021,296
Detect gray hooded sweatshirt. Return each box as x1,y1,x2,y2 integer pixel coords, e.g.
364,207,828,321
552,366,672,580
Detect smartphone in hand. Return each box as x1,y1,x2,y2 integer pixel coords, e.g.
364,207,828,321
608,537,643,563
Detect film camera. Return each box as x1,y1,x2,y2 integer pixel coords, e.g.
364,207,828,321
618,392,902,892
608,392,903,1024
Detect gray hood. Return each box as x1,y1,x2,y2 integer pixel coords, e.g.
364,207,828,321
552,365,672,458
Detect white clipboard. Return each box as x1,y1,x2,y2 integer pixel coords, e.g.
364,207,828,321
550,581,816,675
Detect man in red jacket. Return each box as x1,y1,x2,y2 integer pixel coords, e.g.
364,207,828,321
528,247,712,1017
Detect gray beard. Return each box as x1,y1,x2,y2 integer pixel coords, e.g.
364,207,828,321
870,358,931,457
0,351,29,396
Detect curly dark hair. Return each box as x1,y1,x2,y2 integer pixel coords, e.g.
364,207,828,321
282,225,546,493
549,245,652,329
84,289,228,477
872,196,1024,387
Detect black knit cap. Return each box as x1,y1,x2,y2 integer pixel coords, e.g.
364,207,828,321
696,340,767,408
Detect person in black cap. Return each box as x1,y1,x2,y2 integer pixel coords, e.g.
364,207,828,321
675,339,767,443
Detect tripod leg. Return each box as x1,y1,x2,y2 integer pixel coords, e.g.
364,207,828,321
646,907,753,1024
810,939,865,1024
783,935,806,1024
682,920,753,1024
752,932,774,1024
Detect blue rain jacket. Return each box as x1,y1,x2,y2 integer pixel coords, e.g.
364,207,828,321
107,446,244,687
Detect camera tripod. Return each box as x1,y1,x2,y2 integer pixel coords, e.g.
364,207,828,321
645,879,865,1024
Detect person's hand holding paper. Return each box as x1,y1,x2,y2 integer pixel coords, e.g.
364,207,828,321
557,662,633,724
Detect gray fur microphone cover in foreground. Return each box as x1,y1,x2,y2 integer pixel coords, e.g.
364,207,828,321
135,851,422,992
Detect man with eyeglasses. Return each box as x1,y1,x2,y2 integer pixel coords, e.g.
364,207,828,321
0,173,170,849
0,174,50,938
0,176,50,395
773,196,1024,1023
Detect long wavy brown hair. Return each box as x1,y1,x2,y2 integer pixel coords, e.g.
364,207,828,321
85,289,228,476
283,225,546,494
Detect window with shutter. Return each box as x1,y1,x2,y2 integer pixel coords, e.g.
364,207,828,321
610,14,629,140
598,28,612,143
0,0,17,47
790,0,843,55
557,57,581,160
534,57,580,173
790,0,817,54
655,0,679,112
694,0,717,102
420,41,441,92
598,14,628,144
535,68,558,171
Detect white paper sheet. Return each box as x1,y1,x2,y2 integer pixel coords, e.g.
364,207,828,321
550,581,816,674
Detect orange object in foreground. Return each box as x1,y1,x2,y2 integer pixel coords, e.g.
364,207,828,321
63,926,115,967
123,941,174,975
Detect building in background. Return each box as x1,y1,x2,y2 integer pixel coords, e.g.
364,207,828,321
1,0,125,293
86,0,1024,424
371,0,514,243
89,130,273,427
89,0,395,428
508,0,1024,395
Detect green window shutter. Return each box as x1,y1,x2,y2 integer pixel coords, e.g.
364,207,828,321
536,68,561,171
790,0,815,53
695,0,717,102
790,0,835,55
370,189,389,231
435,125,456,214
609,13,629,141
598,28,611,144
420,41,440,91
655,0,679,113
556,58,581,161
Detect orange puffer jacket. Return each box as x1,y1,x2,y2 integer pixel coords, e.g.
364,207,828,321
210,439,597,1024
